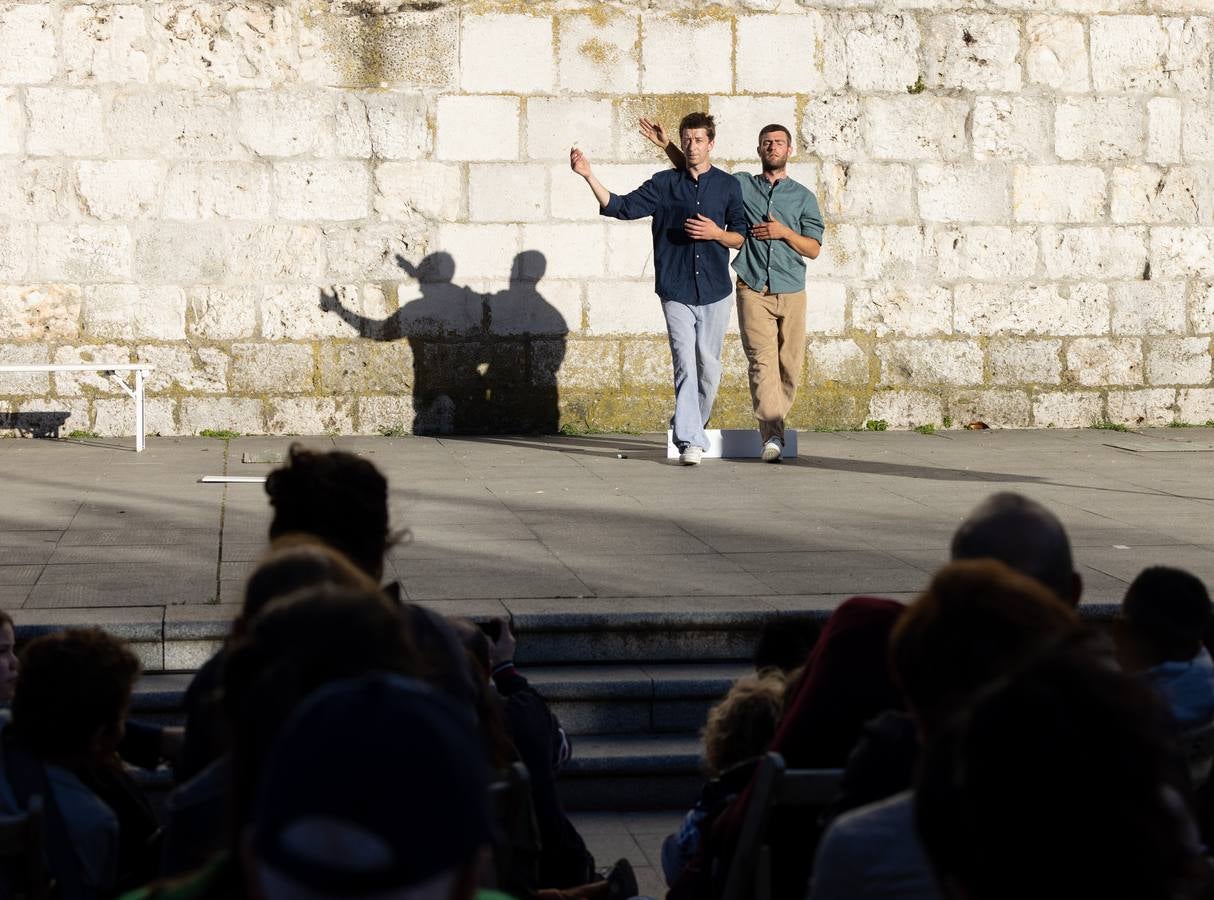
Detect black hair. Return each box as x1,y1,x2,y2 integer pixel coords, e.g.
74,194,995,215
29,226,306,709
1123,566,1212,661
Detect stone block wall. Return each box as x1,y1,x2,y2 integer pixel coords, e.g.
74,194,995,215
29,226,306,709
2,0,1214,435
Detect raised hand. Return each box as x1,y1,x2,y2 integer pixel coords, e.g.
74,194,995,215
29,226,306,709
570,146,592,177
749,213,789,242
638,116,669,148
684,213,723,242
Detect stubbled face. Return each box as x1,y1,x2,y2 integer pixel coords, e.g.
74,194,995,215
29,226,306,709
758,130,792,171
0,623,16,704
680,127,714,168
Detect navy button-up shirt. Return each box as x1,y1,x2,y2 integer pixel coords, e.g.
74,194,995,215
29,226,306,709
601,166,747,306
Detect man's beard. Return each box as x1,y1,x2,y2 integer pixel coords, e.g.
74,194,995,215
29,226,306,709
762,156,787,172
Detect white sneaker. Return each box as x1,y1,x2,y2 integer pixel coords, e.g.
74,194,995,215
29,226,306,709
679,445,703,466
761,438,783,463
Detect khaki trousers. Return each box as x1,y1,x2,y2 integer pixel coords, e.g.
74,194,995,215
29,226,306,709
735,279,807,444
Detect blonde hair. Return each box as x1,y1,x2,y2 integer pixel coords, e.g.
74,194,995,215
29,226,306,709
701,671,786,777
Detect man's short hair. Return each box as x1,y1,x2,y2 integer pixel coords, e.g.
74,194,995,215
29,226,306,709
758,124,792,144
679,112,716,141
1122,566,1212,660
12,628,141,759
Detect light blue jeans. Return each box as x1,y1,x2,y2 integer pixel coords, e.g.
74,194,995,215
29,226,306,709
662,297,731,451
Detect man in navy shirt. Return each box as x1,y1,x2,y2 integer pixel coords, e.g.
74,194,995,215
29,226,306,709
570,112,747,466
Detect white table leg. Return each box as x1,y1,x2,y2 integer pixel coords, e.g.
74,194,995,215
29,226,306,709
135,367,145,452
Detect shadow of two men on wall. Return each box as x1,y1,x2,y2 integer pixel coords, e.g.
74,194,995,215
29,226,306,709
320,250,567,435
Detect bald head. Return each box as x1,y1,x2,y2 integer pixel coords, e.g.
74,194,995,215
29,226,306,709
950,492,1081,606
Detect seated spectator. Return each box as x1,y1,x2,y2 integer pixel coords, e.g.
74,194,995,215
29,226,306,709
0,609,16,705
670,596,905,900
661,670,785,886
1116,566,1214,729
1,628,141,899
753,616,821,674
808,560,1081,900
917,645,1204,900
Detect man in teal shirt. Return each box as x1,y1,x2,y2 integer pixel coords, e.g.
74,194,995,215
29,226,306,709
641,120,824,462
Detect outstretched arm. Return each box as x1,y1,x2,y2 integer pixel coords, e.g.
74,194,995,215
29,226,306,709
570,147,612,208
639,117,685,169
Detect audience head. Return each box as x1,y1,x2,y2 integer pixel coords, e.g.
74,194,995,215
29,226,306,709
753,616,821,674
242,536,381,625
0,609,16,705
702,671,785,778
223,586,420,832
890,559,1080,736
249,674,492,900
1118,566,1213,669
917,646,1199,900
950,492,1081,605
11,628,140,765
264,444,398,580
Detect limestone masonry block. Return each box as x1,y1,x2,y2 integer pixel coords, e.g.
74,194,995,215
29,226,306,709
587,281,667,336
834,13,920,93
972,97,1052,161
298,7,457,90
1025,16,1090,93
736,14,827,94
162,162,272,220
324,223,427,282
0,224,27,280
867,390,944,429
879,339,982,386
188,287,257,340
806,282,847,335
83,285,186,341
709,96,799,162
375,162,462,222
266,397,353,435
0,88,22,155
917,164,1011,223
614,96,709,163
1013,165,1108,223
27,89,106,156
1056,98,1144,161
335,93,430,161
470,165,548,223
93,398,177,437
852,284,953,337
552,163,651,221
228,224,327,282
1149,98,1182,164
0,5,56,84
955,283,1110,336
934,226,1038,281
527,98,614,162
231,342,314,393
355,396,415,435
1111,281,1188,334
642,17,731,94
0,285,81,340
63,5,149,84
1067,337,1143,385
806,339,868,384
557,12,639,95
859,226,935,281
557,340,621,391
274,161,369,221
460,15,554,93
151,1,295,88
1193,284,1214,334
35,224,131,283
605,222,656,279
1039,227,1148,279
622,341,669,387
236,91,334,158
864,96,969,162
485,278,581,336
1106,388,1176,426
392,280,481,337
1151,227,1214,278
822,163,915,223
521,223,606,280
52,343,131,396
108,92,239,160
436,96,519,162
436,223,519,280
135,223,225,283
1182,101,1214,162
925,14,1022,92
0,161,72,221
988,339,1063,384
811,224,863,279
948,390,1031,428
1147,337,1211,384
137,344,228,394
1111,166,1209,224
800,94,863,162
261,285,359,340
1032,391,1103,428
1091,16,1209,95
75,161,163,220
1177,388,1214,422
180,397,265,435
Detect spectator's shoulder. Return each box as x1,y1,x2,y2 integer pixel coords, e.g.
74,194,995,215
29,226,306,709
831,789,915,841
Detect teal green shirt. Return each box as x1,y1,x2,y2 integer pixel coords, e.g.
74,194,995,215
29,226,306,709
731,172,824,294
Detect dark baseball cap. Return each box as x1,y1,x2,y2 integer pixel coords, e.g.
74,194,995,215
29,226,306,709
251,674,493,896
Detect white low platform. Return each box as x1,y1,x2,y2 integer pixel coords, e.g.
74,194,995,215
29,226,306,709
666,429,798,459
